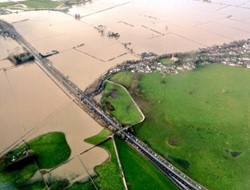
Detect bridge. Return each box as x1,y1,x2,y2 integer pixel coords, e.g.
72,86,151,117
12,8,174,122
0,19,206,190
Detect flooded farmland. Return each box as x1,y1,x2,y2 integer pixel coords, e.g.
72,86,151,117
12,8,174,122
0,36,22,60
1,0,250,89
0,61,108,182
1,0,250,186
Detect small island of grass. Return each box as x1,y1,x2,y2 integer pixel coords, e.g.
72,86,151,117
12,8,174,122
102,81,144,125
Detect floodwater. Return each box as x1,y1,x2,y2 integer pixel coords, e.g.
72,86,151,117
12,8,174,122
1,0,250,184
0,59,12,69
1,10,139,89
70,0,250,53
1,0,249,89
47,147,108,184
50,48,137,90
0,62,107,181
0,36,23,60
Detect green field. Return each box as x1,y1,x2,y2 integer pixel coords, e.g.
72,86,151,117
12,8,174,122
68,181,95,190
159,57,175,65
93,139,124,190
84,129,111,145
116,137,177,190
102,81,144,125
85,130,124,190
23,0,62,8
0,0,63,8
110,71,134,89
0,132,71,189
19,181,46,190
85,129,177,190
27,132,71,169
111,64,250,190
0,2,16,7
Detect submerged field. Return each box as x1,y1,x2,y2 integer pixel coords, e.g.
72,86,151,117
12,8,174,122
110,64,250,190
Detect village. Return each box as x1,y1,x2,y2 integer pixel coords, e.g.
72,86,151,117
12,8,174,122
88,38,250,98
106,38,250,77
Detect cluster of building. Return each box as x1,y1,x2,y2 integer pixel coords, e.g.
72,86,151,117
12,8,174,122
110,39,250,75
8,52,34,65
89,39,250,96
39,50,59,58
0,146,35,171
122,60,179,74
178,39,250,69
8,147,30,163
106,55,194,75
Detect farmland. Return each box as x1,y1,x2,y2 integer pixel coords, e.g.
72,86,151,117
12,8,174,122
110,64,250,190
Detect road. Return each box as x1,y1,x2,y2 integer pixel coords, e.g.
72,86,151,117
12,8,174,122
112,135,128,190
0,19,206,190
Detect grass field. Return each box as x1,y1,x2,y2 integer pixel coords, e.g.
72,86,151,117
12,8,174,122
110,71,134,89
116,137,177,190
68,181,96,190
0,0,63,8
27,132,71,169
19,181,45,190
0,2,16,7
23,0,62,8
0,161,37,188
102,81,144,125
85,129,177,190
93,139,124,190
159,58,175,65
85,130,124,190
0,132,71,189
111,64,250,190
84,129,111,145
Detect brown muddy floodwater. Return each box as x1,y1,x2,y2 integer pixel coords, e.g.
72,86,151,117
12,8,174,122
1,0,250,183
1,0,250,89
69,0,250,54
0,36,22,60
0,61,108,182
1,0,249,89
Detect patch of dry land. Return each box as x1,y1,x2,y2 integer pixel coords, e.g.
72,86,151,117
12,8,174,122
0,0,25,2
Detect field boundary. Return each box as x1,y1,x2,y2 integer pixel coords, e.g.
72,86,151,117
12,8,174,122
107,80,145,125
